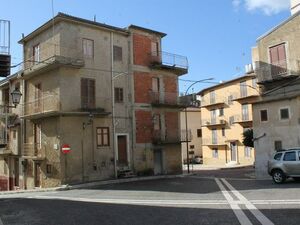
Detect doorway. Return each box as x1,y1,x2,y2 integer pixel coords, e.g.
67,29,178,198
154,149,163,175
34,162,41,187
230,142,237,162
117,135,128,167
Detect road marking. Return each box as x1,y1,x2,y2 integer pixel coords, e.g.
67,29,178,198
0,217,4,225
221,178,274,225
215,178,252,225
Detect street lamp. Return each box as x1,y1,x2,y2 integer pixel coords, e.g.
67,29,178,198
11,88,22,106
183,78,214,174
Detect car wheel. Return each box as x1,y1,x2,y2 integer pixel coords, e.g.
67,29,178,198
272,170,286,184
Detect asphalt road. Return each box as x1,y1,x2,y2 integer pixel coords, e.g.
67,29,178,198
0,167,300,225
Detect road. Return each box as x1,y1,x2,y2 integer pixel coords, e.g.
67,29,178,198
0,167,300,225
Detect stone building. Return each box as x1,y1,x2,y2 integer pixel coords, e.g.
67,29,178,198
199,74,258,166
253,0,300,178
0,13,188,190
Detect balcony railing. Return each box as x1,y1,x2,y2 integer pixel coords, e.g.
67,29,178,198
202,136,227,146
152,130,182,144
233,114,252,123
23,143,45,159
149,91,187,107
21,43,84,73
202,117,227,127
231,90,259,101
149,51,188,75
255,60,300,83
22,94,60,117
201,95,227,107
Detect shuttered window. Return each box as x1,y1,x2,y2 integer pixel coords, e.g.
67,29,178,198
151,42,159,56
83,39,94,58
113,46,122,62
114,87,124,103
81,78,95,109
97,127,110,147
153,114,161,130
269,43,287,76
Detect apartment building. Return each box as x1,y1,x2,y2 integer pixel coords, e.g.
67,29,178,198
253,0,300,178
199,74,258,166
0,13,188,190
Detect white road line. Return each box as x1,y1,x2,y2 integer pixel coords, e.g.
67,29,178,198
221,178,274,225
215,178,252,225
0,217,4,225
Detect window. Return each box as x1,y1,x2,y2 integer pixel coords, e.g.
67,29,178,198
211,109,217,124
219,108,224,116
245,146,251,158
274,153,283,161
228,95,233,105
212,148,218,158
81,78,95,109
152,77,160,92
240,81,247,97
242,104,249,121
274,141,282,151
260,110,268,122
114,87,124,103
209,91,216,104
280,108,290,120
190,145,195,149
283,152,296,161
33,44,40,64
229,116,235,125
97,127,110,147
113,45,122,61
269,43,287,76
151,42,159,56
153,114,161,130
252,78,257,89
222,128,226,137
83,38,94,58
197,129,202,138
212,129,217,144
46,164,52,174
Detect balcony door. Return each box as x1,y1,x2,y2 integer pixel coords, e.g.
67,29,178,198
242,104,249,121
33,123,41,156
34,83,42,113
212,129,217,145
240,81,247,98
269,43,287,77
117,135,128,167
230,142,237,162
211,109,217,124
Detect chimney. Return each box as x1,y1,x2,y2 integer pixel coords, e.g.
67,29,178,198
291,0,300,15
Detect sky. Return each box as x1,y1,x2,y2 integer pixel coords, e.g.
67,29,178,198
0,0,291,93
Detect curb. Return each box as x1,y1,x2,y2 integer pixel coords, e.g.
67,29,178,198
0,174,192,195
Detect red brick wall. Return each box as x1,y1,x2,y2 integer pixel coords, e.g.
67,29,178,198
135,110,152,143
133,34,152,66
134,72,152,104
165,112,179,139
164,76,177,93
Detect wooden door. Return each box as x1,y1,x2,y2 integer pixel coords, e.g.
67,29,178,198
34,123,41,155
34,163,41,187
117,135,128,166
34,83,42,112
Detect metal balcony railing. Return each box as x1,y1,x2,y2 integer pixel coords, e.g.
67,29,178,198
152,129,182,144
231,90,259,100
202,117,227,126
255,60,300,83
233,114,252,123
21,43,84,72
149,91,186,107
202,136,227,146
150,51,188,70
201,95,227,107
23,143,45,159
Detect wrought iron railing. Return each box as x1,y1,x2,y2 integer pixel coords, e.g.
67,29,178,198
149,51,188,70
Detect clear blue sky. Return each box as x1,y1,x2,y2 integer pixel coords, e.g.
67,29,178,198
1,0,290,93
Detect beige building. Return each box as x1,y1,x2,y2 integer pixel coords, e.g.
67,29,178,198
199,74,258,166
253,1,300,178
0,13,188,190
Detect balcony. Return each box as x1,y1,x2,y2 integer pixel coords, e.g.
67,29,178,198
149,91,187,108
202,136,227,146
21,43,84,77
231,91,259,103
23,143,45,160
152,129,186,145
21,94,111,119
202,117,227,128
149,51,188,76
233,114,252,126
255,60,300,84
201,95,227,108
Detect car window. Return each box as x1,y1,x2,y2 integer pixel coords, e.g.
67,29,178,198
299,151,300,160
274,153,282,161
283,152,296,161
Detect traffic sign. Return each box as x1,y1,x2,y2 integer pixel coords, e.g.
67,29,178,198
61,144,71,154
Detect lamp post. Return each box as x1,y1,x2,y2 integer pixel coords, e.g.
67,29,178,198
183,78,214,173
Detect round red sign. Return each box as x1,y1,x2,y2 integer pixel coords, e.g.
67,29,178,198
61,144,71,154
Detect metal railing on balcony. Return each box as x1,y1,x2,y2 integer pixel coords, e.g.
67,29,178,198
22,94,60,117
21,43,84,72
202,117,227,126
201,95,227,107
231,90,259,100
233,114,252,123
23,143,45,159
149,51,188,70
202,136,227,146
152,129,182,144
255,59,300,83
149,91,186,107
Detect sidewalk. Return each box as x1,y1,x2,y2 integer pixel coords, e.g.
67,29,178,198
183,163,254,171
0,174,190,196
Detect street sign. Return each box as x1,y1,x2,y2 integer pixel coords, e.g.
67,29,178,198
61,144,71,154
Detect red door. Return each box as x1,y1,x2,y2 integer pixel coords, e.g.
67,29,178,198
117,135,128,166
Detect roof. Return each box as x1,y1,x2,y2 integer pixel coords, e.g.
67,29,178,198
257,10,300,42
197,73,256,95
0,73,18,87
19,12,166,43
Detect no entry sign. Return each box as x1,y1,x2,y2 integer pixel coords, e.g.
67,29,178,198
61,144,71,154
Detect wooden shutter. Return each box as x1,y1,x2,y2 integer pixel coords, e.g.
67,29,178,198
81,79,88,109
88,79,95,109
269,47,279,64
152,77,160,92
277,44,286,62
